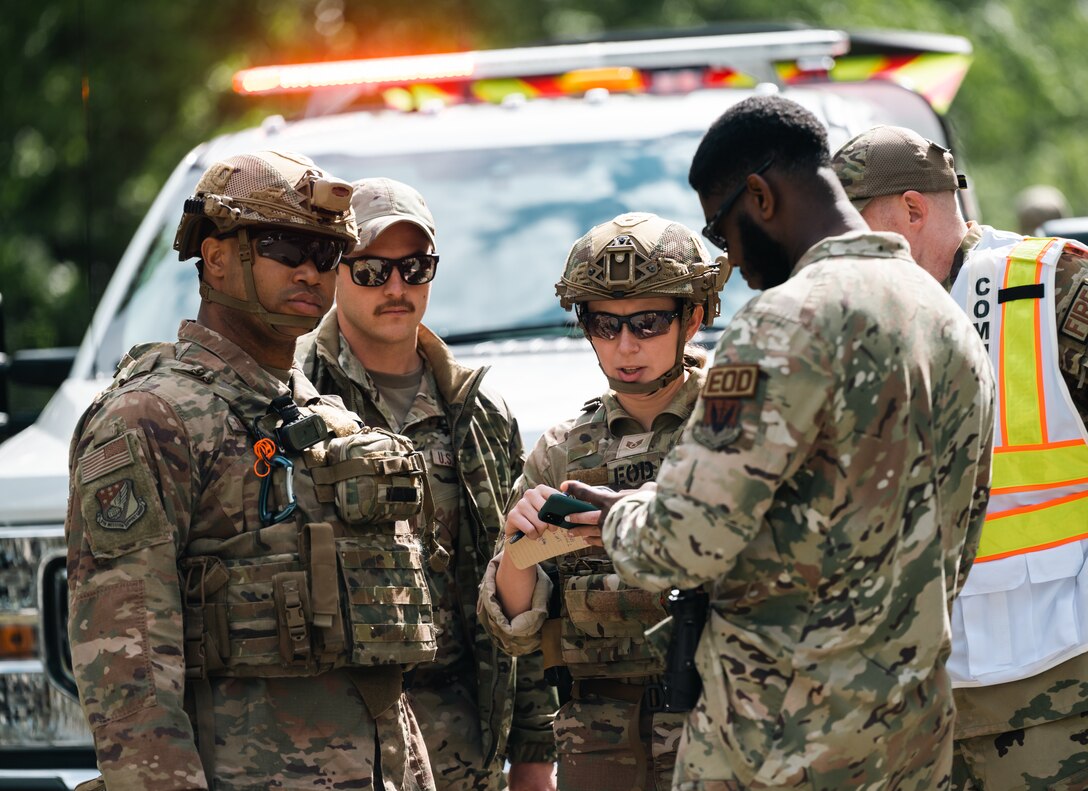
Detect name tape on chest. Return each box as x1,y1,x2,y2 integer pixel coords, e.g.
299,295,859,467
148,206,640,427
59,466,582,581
702,364,759,399
1061,282,1088,343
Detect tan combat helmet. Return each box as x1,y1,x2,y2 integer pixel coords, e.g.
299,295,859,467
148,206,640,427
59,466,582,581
173,150,358,332
556,211,730,395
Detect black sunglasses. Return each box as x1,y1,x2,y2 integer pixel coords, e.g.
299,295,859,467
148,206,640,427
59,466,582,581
701,157,774,252
252,231,346,272
582,309,681,340
342,253,439,287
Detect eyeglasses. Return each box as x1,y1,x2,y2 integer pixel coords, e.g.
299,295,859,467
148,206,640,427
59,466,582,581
701,157,774,252
252,231,346,272
342,253,439,287
582,309,681,340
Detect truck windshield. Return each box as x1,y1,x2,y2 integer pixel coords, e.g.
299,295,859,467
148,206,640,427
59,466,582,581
94,130,753,373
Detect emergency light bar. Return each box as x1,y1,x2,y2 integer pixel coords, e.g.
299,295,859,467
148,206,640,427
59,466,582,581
233,29,850,95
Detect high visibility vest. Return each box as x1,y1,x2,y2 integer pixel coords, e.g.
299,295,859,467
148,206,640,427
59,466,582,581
948,227,1088,687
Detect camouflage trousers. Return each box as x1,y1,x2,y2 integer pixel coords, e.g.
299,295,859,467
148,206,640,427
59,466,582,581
209,675,434,790
553,681,685,791
952,666,1088,791
407,675,503,791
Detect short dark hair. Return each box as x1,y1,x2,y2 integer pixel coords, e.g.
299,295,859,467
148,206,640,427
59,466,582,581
689,95,830,197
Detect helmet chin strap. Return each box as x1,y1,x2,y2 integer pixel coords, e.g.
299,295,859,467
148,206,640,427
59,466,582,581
198,227,321,334
594,304,693,396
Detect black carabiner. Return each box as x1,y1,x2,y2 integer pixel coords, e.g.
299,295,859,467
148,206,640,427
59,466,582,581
258,454,297,526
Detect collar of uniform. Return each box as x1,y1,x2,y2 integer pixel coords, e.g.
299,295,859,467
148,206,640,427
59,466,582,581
944,221,984,290
177,319,291,402
794,230,914,277
601,365,707,435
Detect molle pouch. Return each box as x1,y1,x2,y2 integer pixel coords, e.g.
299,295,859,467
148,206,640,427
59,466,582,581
561,572,668,678
336,531,437,666
312,428,426,526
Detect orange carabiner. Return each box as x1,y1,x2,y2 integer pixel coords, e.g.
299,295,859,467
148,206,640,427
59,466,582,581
253,437,277,478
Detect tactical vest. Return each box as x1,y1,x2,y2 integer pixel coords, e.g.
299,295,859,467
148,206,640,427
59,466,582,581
554,398,675,679
114,346,438,682
949,231,1088,686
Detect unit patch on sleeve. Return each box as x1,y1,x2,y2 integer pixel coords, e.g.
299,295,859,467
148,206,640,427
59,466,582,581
702,364,759,398
77,430,172,559
693,364,760,449
1060,282,1088,343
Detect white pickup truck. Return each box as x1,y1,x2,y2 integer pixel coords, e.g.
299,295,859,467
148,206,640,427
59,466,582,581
0,26,974,788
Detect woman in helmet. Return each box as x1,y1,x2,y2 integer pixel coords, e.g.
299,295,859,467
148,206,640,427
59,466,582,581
477,212,729,790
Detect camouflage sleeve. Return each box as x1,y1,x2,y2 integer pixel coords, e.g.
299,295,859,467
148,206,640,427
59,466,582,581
66,391,207,790
1055,246,1088,422
476,553,553,655
494,404,558,763
506,649,559,763
603,306,833,591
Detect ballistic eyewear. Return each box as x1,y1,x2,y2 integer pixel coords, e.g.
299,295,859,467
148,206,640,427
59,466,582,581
343,253,439,287
701,157,774,253
582,309,681,340
252,231,346,272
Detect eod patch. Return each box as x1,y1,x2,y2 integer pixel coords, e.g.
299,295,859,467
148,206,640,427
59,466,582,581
693,364,760,449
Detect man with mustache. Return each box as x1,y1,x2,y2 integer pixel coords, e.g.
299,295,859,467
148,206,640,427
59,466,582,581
296,178,558,791
65,151,437,790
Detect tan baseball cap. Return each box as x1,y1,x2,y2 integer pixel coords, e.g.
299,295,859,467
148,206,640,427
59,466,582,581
831,126,967,210
350,177,436,254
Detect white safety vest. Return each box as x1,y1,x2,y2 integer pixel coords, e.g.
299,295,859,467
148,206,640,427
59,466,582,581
948,227,1088,687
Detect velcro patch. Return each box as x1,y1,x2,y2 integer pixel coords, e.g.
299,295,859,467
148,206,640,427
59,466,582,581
614,432,653,459
431,448,455,467
1061,282,1088,343
79,436,134,483
703,364,759,398
567,467,609,486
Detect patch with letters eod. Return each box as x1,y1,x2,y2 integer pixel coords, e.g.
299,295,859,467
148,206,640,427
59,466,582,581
693,364,761,449
1060,282,1088,343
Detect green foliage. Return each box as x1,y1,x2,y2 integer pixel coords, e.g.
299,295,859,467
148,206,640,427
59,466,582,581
4,0,1087,395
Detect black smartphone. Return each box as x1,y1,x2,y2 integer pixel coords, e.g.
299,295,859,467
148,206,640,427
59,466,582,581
537,493,597,528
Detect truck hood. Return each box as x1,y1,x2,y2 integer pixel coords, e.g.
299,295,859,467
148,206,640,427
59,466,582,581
0,341,606,525
0,379,108,525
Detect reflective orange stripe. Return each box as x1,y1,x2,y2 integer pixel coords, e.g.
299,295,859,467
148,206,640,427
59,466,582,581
978,237,1088,563
976,489,1088,562
991,439,1088,492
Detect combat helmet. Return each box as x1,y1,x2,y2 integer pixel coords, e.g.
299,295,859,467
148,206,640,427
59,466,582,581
173,150,358,332
556,211,731,394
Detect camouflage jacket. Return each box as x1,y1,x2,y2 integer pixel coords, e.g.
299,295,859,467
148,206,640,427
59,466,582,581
65,320,434,791
296,310,558,765
602,232,996,790
477,369,704,677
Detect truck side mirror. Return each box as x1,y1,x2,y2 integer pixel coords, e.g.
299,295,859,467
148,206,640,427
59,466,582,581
38,551,79,701
0,291,79,439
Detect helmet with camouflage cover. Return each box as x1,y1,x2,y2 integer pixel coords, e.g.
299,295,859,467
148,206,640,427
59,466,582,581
173,150,358,332
556,211,731,394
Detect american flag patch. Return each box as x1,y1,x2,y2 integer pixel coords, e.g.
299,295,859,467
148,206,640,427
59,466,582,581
80,435,135,483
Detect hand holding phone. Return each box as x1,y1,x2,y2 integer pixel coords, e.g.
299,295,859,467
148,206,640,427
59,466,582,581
537,493,598,527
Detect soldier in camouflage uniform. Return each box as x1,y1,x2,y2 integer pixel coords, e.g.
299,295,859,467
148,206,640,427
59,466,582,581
566,96,997,790
476,212,729,790
833,126,1088,791
65,151,436,791
295,178,558,791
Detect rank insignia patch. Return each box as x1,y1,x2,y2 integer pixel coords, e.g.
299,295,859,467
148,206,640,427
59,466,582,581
94,479,147,531
703,364,759,398
1060,282,1088,343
